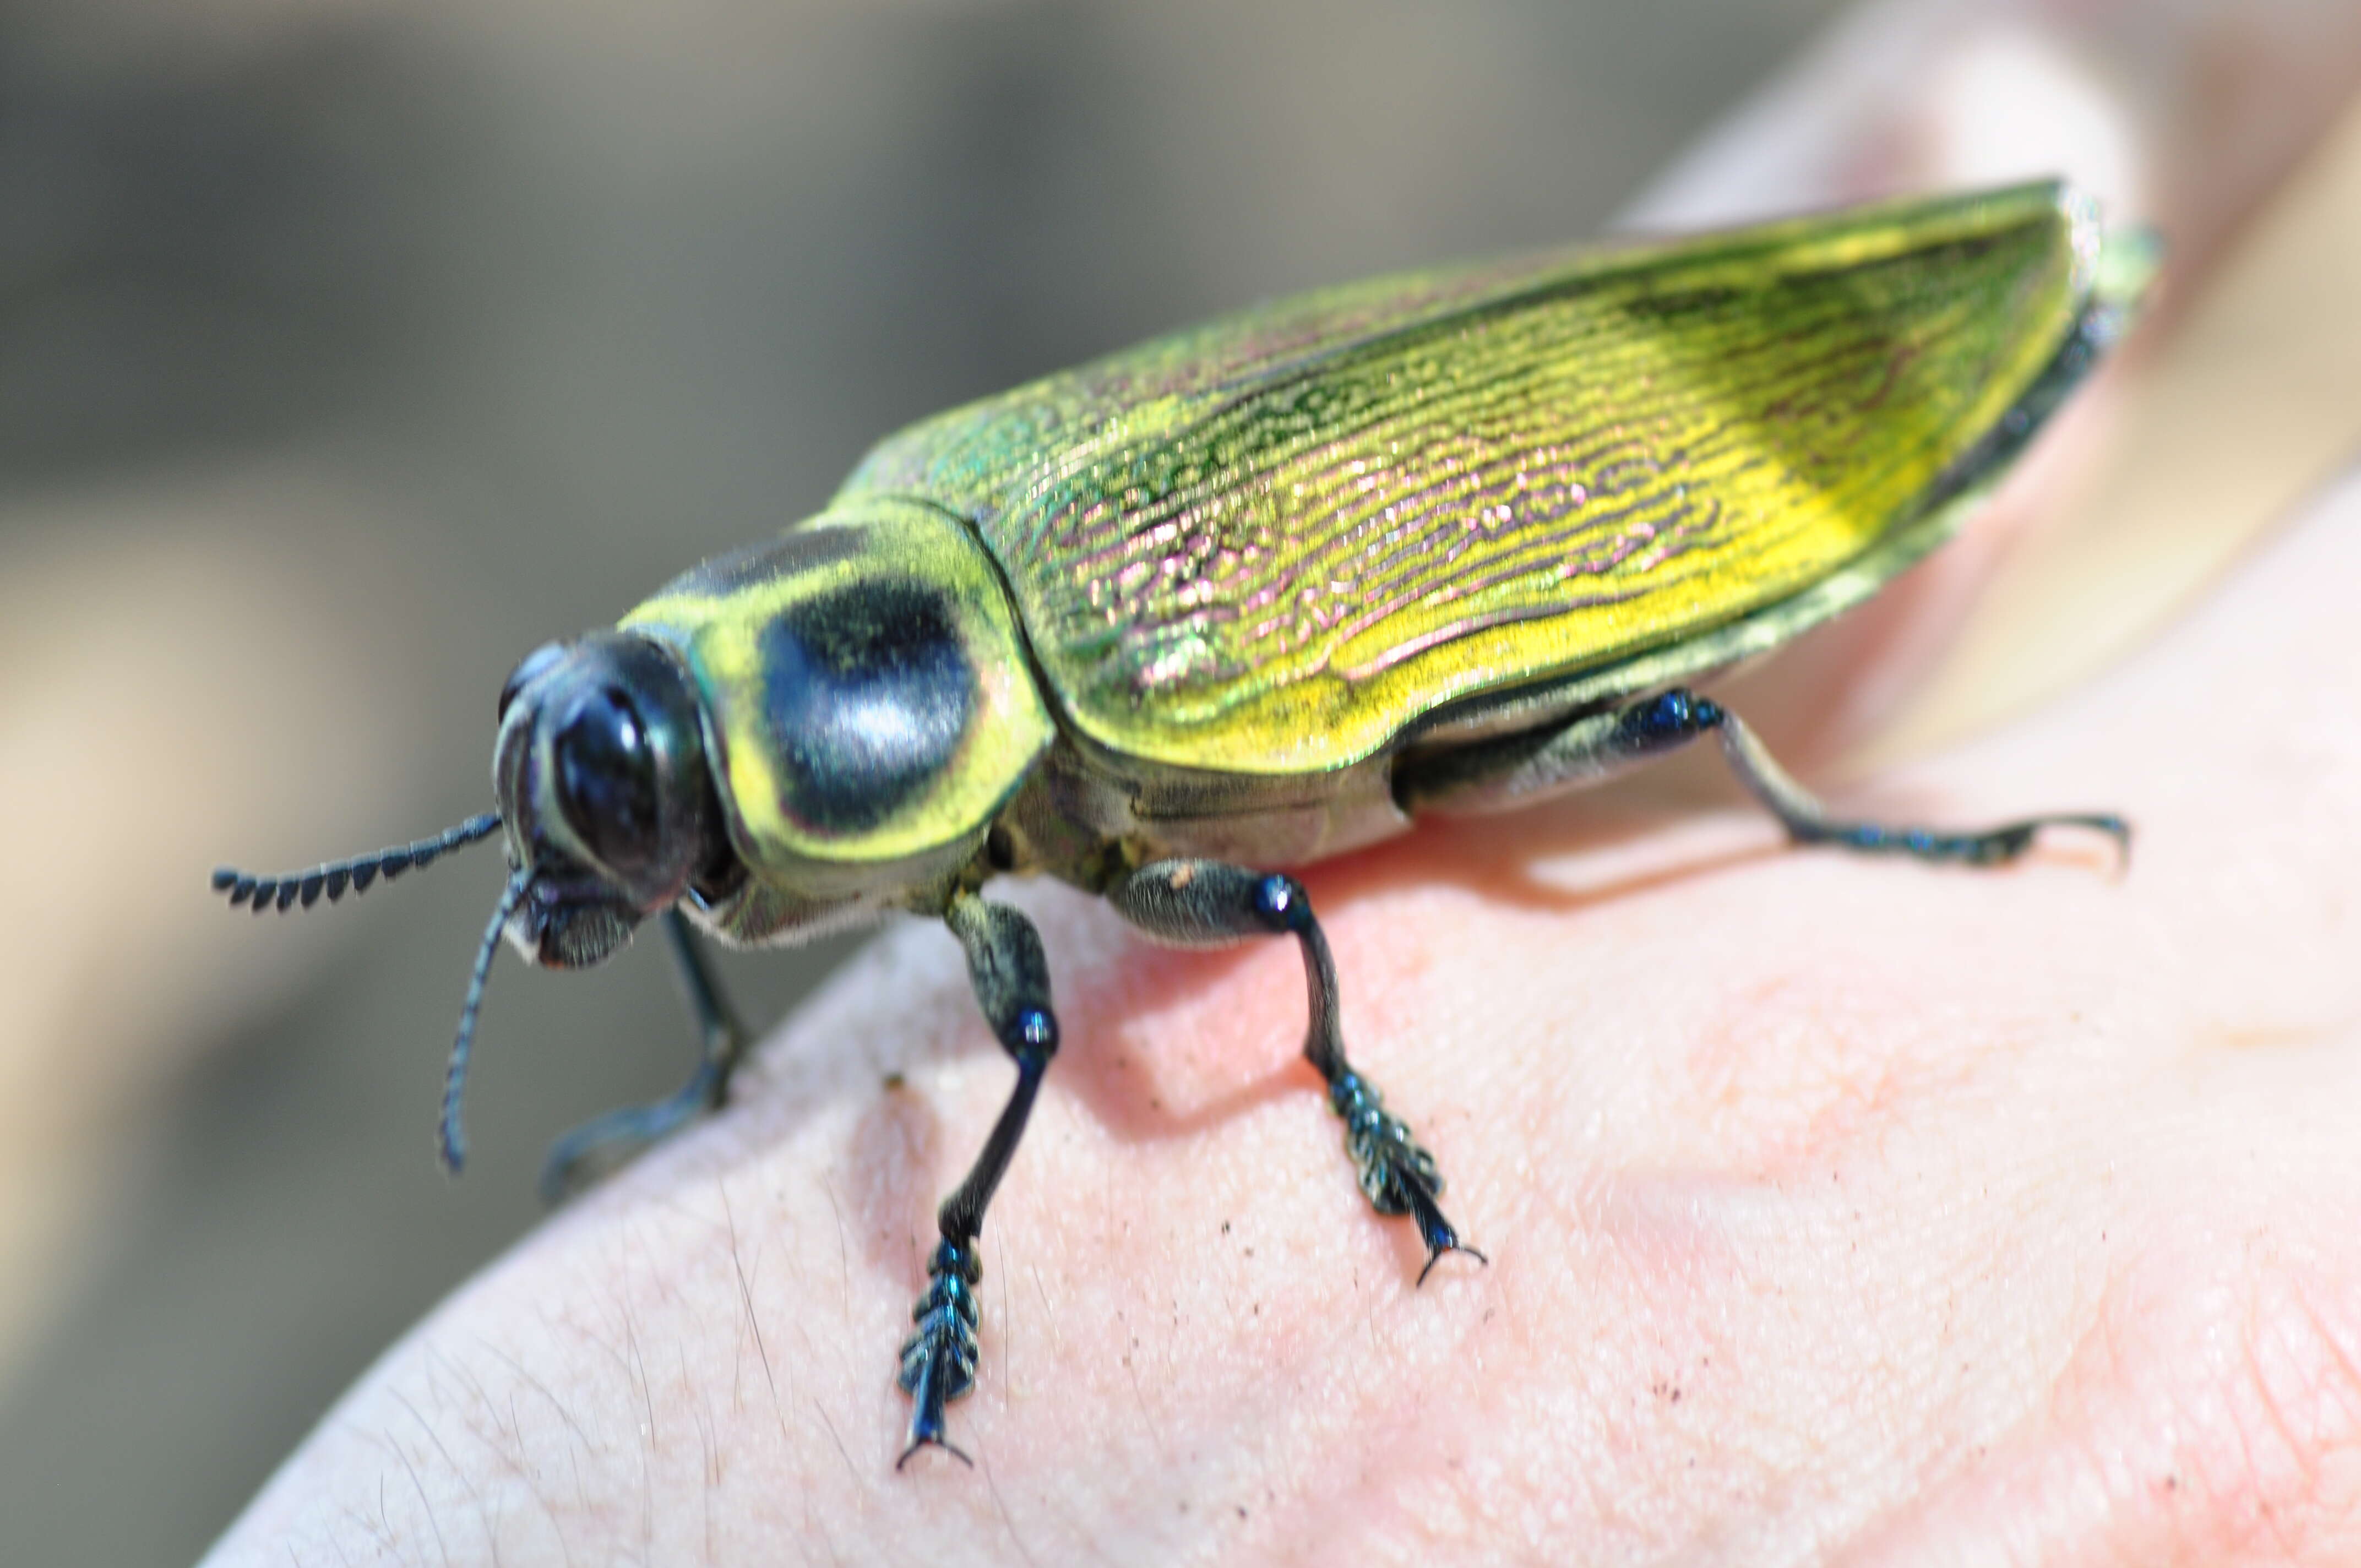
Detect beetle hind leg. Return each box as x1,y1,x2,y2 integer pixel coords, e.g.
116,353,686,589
540,909,748,1203
1701,694,2130,867
1400,688,2129,869
1110,860,1484,1283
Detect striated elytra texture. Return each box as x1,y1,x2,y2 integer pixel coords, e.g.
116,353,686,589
844,183,2103,774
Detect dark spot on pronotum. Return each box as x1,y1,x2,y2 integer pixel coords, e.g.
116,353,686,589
761,583,976,834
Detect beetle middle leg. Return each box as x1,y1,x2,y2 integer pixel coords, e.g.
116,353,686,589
897,891,1060,1467
1109,860,1485,1285
1397,688,2130,867
540,908,748,1202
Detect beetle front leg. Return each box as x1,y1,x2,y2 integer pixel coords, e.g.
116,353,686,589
1109,861,1484,1284
898,892,1060,1468
1401,688,2130,868
540,909,749,1202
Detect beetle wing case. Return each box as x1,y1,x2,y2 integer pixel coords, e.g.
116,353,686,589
842,182,2115,778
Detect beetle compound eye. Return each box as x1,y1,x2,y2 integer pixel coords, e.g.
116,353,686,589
554,687,662,874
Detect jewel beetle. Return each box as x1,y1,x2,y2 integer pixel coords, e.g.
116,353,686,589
217,180,2154,1466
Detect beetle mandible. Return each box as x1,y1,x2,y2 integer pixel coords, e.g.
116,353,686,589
217,180,2152,1465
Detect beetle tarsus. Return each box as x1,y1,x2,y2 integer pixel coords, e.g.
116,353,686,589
1328,1069,1486,1282
897,1237,982,1468
1799,808,2130,869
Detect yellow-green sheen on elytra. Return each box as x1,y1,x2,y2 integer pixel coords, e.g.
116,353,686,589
841,182,2101,774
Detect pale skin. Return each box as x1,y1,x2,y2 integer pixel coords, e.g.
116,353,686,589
209,3,2361,1562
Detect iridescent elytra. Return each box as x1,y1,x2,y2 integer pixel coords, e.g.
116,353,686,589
216,179,2154,1465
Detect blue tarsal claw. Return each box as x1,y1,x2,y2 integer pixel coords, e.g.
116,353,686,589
1330,1071,1486,1285
1401,1168,1488,1286
897,1239,982,1468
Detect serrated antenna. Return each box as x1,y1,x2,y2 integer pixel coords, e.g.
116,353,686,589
210,813,504,914
439,868,530,1174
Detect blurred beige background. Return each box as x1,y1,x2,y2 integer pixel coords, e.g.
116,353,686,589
1,2,2355,1563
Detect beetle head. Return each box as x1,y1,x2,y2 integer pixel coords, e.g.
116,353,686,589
492,630,732,968
207,625,739,1173
208,497,1052,1178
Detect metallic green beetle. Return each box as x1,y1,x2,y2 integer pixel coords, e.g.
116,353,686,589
217,180,2152,1465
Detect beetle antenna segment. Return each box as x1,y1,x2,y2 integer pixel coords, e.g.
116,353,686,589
440,868,529,1175
210,813,504,915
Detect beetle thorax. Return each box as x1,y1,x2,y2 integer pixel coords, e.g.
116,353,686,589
612,500,1058,942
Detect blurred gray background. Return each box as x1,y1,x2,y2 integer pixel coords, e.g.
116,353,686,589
0,2,1853,1561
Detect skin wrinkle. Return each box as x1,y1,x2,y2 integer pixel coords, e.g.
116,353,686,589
1548,1030,2106,1558
1849,1237,2361,1565
1682,962,1995,1178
